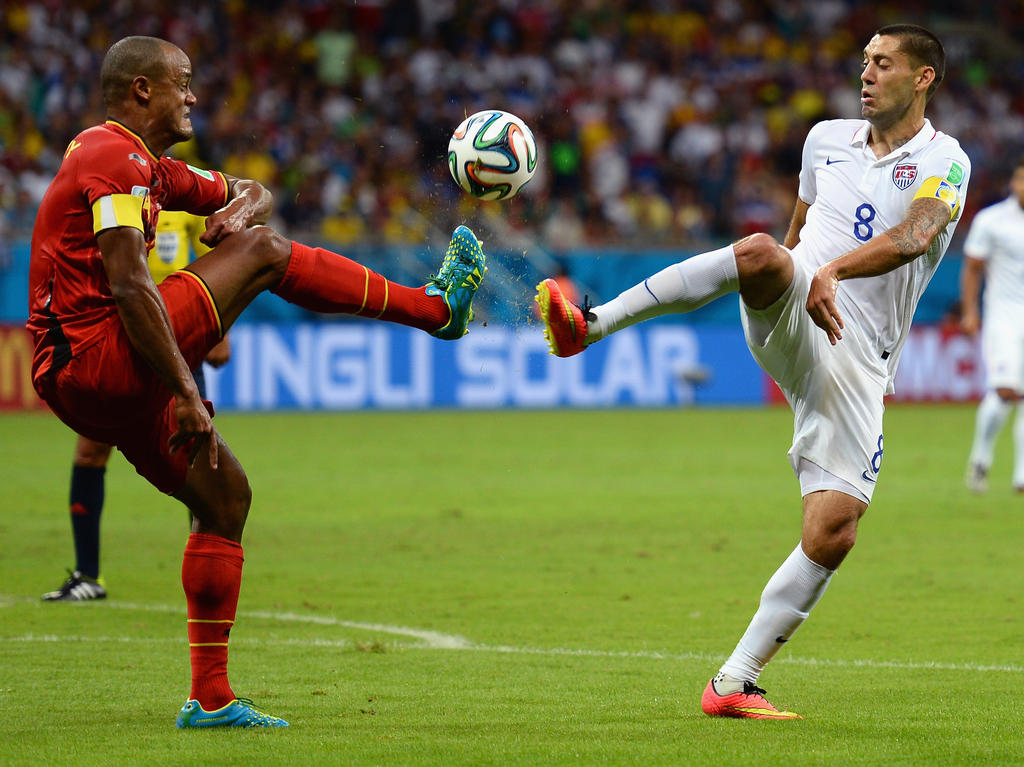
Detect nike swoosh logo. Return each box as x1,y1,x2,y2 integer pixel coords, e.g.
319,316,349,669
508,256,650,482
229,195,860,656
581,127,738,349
861,470,877,483
726,705,801,719
775,635,788,643
826,157,848,165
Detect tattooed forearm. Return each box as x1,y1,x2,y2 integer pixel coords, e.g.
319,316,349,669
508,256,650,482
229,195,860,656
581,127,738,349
829,197,953,281
885,198,951,260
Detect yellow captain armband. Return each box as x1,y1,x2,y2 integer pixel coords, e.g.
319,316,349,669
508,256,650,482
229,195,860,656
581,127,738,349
913,176,960,217
92,192,146,234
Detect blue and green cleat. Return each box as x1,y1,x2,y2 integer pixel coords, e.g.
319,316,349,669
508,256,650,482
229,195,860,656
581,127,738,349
176,697,289,728
427,225,487,340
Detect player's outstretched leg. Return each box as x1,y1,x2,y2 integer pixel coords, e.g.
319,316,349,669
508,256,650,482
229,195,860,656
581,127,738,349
535,278,593,357
274,224,486,337
189,224,486,340
535,243,744,357
700,676,802,720
176,698,289,728
427,225,487,339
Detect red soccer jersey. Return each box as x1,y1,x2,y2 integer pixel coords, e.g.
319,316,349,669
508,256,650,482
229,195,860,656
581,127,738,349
27,120,229,382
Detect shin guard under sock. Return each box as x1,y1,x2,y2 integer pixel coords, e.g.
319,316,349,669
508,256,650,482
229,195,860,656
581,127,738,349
182,533,244,709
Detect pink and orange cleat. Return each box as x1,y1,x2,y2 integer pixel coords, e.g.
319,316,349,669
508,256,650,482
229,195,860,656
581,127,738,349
701,678,802,720
535,278,593,357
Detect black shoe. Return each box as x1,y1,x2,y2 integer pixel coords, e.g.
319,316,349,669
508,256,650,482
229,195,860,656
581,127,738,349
42,570,107,601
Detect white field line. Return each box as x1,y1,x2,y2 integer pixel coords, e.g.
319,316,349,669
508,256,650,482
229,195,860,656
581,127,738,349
4,596,1024,674
110,600,474,649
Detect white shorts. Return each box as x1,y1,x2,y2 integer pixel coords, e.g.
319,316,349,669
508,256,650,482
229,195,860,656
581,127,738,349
982,313,1024,392
739,257,888,502
796,457,869,504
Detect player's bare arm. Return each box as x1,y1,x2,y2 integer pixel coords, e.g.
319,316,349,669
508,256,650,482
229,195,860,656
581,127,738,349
959,256,985,335
204,335,231,367
98,225,218,469
199,175,273,247
782,198,810,250
807,196,952,344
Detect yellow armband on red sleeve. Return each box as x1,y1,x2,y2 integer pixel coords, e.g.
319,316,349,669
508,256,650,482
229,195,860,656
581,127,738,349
92,193,146,234
913,176,960,218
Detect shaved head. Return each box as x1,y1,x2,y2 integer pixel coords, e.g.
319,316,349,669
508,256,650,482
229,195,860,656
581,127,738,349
100,36,177,107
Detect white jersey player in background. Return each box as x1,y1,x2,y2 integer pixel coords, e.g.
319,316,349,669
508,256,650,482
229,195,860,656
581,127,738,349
536,24,969,719
962,157,1024,493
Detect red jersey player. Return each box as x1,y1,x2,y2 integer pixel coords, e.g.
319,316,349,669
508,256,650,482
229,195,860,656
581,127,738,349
27,35,487,728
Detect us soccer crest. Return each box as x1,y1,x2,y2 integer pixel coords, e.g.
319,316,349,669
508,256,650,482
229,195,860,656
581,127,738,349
892,163,918,190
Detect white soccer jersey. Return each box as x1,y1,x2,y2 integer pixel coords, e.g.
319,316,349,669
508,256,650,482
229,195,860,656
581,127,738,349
963,196,1024,322
795,118,971,393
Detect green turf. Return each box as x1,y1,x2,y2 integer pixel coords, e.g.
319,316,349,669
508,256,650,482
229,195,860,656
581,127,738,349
2,405,1024,765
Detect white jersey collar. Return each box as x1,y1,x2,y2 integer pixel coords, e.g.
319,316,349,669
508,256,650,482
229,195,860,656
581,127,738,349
850,118,936,166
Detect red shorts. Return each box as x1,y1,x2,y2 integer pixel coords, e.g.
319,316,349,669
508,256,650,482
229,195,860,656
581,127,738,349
35,270,223,494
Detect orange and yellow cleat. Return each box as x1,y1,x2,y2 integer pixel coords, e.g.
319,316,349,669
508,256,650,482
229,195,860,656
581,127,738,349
701,678,802,720
535,278,592,357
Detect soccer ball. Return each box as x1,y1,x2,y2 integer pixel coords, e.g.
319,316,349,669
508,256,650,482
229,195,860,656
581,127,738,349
448,110,538,201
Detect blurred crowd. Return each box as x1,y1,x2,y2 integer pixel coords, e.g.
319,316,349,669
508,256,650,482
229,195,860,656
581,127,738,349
2,0,1023,254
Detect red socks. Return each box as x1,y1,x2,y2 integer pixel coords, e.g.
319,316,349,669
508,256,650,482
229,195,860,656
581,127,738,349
273,242,448,332
181,533,243,710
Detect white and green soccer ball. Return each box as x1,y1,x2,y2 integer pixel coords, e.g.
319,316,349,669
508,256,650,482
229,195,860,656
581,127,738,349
448,110,538,201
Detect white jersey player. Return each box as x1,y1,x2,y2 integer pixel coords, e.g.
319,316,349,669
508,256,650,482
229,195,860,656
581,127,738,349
535,24,968,719
962,157,1024,492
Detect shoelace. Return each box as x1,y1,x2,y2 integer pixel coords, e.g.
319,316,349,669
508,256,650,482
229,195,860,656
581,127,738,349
580,295,596,321
63,569,94,589
743,682,768,696
233,698,280,723
434,239,473,287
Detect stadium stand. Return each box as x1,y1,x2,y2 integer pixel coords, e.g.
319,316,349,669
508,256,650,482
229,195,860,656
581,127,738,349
1,1,1022,325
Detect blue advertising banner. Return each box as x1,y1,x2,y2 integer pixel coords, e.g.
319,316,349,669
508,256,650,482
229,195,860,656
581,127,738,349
201,322,765,410
0,321,985,411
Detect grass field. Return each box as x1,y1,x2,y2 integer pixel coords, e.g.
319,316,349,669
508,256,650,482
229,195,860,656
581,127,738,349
2,405,1024,766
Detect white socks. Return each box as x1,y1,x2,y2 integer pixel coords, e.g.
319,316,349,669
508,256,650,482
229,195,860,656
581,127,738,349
586,245,739,343
968,390,1012,471
1014,407,1024,488
718,544,834,685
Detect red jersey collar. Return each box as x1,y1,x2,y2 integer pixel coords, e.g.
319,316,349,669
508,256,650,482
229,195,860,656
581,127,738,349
103,120,160,163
